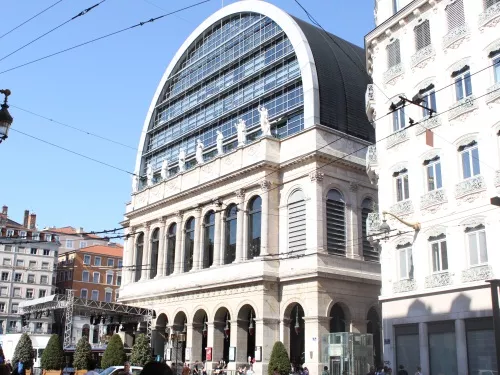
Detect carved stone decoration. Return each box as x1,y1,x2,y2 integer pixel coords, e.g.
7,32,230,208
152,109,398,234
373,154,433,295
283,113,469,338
174,211,183,220
390,200,414,217
415,116,442,135
386,128,409,149
224,155,233,166
455,175,486,200
421,189,447,210
216,130,224,156
201,163,213,175
479,2,500,30
146,165,154,187
448,96,478,121
195,139,204,165
442,24,470,51
235,119,247,146
166,180,177,191
485,82,500,106
411,44,435,70
349,182,359,192
150,185,163,203
366,145,378,185
366,212,381,235
392,279,417,293
309,171,325,182
235,189,245,201
495,170,500,187
258,105,272,137
383,63,404,85
425,272,453,288
247,144,259,157
132,175,139,193
135,191,148,208
365,84,376,123
461,265,493,283
260,180,272,192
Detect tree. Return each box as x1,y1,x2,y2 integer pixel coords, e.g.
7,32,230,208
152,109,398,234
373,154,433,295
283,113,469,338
41,335,64,371
129,334,151,366
73,337,92,370
101,334,126,369
13,333,35,369
268,341,291,375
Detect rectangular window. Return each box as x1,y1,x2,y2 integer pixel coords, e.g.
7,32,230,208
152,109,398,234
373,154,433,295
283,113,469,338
83,254,91,265
16,259,23,267
397,246,412,280
394,169,410,201
117,275,122,286
107,258,114,267
66,240,74,249
13,288,20,297
91,290,99,301
14,273,22,282
105,291,112,303
466,318,497,375
1,272,8,281
19,231,26,239
80,241,87,248
429,322,458,375
80,289,88,299
455,71,472,101
430,237,448,272
41,262,49,270
414,20,431,51
0,286,7,296
118,260,123,268
82,271,89,282
45,234,51,242
395,325,420,374
387,39,401,68
460,142,480,179
9,321,16,328
3,258,11,266
26,289,34,298
493,55,500,84
392,107,406,132
421,90,437,117
0,303,5,312
467,227,488,266
32,233,39,241
43,249,50,256
29,261,36,269
27,274,35,283
40,275,48,284
446,0,465,32
11,303,18,314
93,272,100,284
94,256,101,266
4,245,11,252
30,248,37,255
425,157,442,191
106,273,113,285
6,229,14,237
38,290,46,298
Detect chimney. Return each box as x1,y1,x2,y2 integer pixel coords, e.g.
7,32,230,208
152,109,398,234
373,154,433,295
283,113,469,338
2,206,7,215
29,213,37,229
23,210,29,227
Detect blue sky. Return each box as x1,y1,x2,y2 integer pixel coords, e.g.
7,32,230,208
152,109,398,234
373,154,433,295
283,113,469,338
0,0,374,233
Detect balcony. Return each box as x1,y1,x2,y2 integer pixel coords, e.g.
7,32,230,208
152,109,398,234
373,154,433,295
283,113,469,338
390,199,414,217
366,145,378,185
383,63,404,85
386,128,409,149
425,272,453,288
415,115,442,135
393,279,417,293
420,188,447,211
479,2,500,30
461,264,493,283
442,24,470,50
448,96,477,121
455,175,486,200
411,45,435,70
485,82,500,105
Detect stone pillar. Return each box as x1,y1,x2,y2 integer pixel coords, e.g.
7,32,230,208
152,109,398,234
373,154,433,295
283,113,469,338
455,319,468,375
212,322,226,366
260,180,271,256
235,189,245,262
280,318,291,355
348,182,362,259
350,319,368,334
199,215,206,269
418,322,429,375
255,318,280,375
191,323,203,362
174,212,184,274
126,228,136,285
140,224,151,281
303,316,329,375
193,207,202,271
213,203,222,267
220,207,227,265
229,320,247,369
307,171,325,254
185,323,194,362
242,208,249,261
206,322,217,371
156,218,167,278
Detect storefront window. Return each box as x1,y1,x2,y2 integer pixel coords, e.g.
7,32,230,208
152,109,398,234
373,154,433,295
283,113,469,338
428,321,457,375
395,325,420,374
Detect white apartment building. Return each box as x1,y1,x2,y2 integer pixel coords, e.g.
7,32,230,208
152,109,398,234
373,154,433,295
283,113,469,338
0,207,60,334
119,2,382,375
365,0,500,374
44,226,109,254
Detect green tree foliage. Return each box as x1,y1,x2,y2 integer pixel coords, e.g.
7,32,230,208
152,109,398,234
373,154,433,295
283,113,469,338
13,333,35,369
40,335,64,370
101,335,126,369
268,341,291,375
73,337,92,370
129,334,151,367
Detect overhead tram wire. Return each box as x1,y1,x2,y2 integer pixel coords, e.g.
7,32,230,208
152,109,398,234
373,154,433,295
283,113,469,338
0,0,65,40
0,0,213,76
0,0,108,63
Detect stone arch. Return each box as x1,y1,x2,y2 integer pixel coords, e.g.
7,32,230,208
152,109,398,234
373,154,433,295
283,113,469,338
192,308,209,362
284,302,305,367
282,184,307,206
454,133,479,148
153,313,169,358
328,302,350,333
414,77,436,92
235,300,259,319
172,310,188,329
420,148,441,163
366,306,382,366
237,304,258,362
324,183,350,206
213,306,232,363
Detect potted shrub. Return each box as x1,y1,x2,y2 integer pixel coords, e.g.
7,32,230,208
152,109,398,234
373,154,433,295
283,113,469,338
73,337,92,375
268,341,291,375
130,334,152,367
101,334,126,369
41,335,64,375
13,333,35,373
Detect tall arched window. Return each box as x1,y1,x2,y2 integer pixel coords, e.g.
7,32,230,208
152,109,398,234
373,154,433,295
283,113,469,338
326,189,346,256
184,218,195,272
361,198,379,262
135,233,144,282
248,196,262,259
288,190,306,254
166,223,176,276
225,204,238,264
203,211,215,268
150,228,159,278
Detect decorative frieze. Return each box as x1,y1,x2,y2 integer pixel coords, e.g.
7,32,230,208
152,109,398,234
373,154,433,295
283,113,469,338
235,189,245,200
425,272,452,288
348,182,359,192
448,96,477,121
485,82,500,105
309,171,324,182
393,279,417,293
260,180,272,192
383,63,404,85
420,189,447,210
442,24,470,50
415,115,442,135
461,265,493,283
411,45,435,69
479,2,500,30
386,129,409,149
389,199,414,217
455,175,486,199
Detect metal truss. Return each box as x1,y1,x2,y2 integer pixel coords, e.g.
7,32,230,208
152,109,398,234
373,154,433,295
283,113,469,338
63,289,75,349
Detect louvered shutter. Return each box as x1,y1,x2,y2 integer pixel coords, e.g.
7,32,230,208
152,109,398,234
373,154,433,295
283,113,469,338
326,191,346,256
414,20,431,51
446,0,465,32
387,40,401,68
288,192,306,253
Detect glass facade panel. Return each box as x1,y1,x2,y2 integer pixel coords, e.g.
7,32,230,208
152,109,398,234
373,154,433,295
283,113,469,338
467,326,497,375
429,331,457,375
395,330,420,375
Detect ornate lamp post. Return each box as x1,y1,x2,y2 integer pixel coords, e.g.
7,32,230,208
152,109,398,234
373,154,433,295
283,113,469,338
0,89,13,143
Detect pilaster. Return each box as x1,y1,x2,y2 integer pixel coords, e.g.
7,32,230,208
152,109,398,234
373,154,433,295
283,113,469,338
303,316,330,375
307,171,325,254
255,317,280,375
174,212,183,274
260,180,272,256
140,223,151,281
235,189,245,262
455,319,468,375
213,201,222,267
192,206,202,271
156,218,167,278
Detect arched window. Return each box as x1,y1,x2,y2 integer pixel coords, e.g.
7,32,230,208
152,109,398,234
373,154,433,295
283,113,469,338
361,198,378,262
225,204,238,264
248,196,262,259
203,211,215,268
135,233,144,282
326,189,346,256
150,228,159,279
184,218,195,272
166,223,176,276
288,190,306,254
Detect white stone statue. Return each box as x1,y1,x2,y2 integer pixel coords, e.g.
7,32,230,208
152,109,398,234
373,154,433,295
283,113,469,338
258,105,271,136
146,165,154,187
196,139,204,164
178,149,186,172
216,130,224,156
234,118,247,146
160,159,168,180
132,175,139,193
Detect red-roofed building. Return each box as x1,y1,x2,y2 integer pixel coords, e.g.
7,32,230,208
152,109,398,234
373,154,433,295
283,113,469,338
43,226,110,254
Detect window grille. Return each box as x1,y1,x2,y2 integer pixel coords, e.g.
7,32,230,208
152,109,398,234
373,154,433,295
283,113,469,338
446,0,465,32
326,190,346,256
414,20,431,51
288,190,306,254
387,40,401,68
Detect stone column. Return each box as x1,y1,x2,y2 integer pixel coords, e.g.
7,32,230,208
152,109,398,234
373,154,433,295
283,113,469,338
186,323,194,362
455,319,468,375
193,206,202,271
140,223,151,281
419,322,429,375
280,318,291,355
242,208,249,261
191,323,203,362
260,180,271,256
213,202,222,267
199,214,206,269
255,318,280,375
156,218,167,278
235,189,245,263
348,182,362,259
206,322,217,371
303,316,330,375
212,322,226,366
174,212,184,274
350,319,368,333
307,171,325,254
229,319,247,369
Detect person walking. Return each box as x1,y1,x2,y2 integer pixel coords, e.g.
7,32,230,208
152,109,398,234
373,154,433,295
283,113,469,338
398,365,408,375
321,366,329,375
415,366,422,375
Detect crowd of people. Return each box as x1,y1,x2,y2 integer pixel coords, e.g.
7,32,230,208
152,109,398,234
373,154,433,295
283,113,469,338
367,364,422,375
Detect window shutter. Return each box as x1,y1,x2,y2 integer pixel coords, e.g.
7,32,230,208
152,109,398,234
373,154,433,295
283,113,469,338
387,40,401,68
288,198,306,253
414,20,431,51
326,194,346,256
446,0,465,32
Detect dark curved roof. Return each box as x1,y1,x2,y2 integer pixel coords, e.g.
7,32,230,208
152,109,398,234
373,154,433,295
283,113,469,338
292,16,374,142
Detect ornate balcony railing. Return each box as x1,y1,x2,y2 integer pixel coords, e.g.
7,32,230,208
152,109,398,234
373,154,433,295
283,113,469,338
390,199,414,217
425,272,453,288
393,279,417,293
455,175,486,199
448,96,477,121
485,82,500,104
421,189,447,210
461,265,493,283
415,115,442,135
383,63,404,84
366,84,376,122
411,45,435,69
442,24,470,50
479,2,500,30
366,212,381,236
495,170,500,187
387,128,409,149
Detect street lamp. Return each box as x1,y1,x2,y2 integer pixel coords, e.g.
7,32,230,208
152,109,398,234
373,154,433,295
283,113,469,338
378,211,421,238
0,89,13,143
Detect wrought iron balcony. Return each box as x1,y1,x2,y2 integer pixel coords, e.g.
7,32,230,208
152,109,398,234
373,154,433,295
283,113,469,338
425,272,453,288
411,45,435,69
415,115,441,135
390,199,414,217
442,24,470,50
420,189,447,210
479,2,500,30
461,264,493,283
383,63,404,85
448,96,477,121
393,279,417,293
387,128,409,149
455,175,486,199
485,82,500,105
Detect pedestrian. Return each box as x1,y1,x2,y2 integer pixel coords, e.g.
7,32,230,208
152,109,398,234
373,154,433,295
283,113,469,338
415,367,421,375
117,362,133,375
5,361,12,374
303,367,309,375
398,365,408,375
246,365,254,375
367,366,376,375
193,361,199,375
140,362,173,375
321,366,329,375
182,363,190,375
